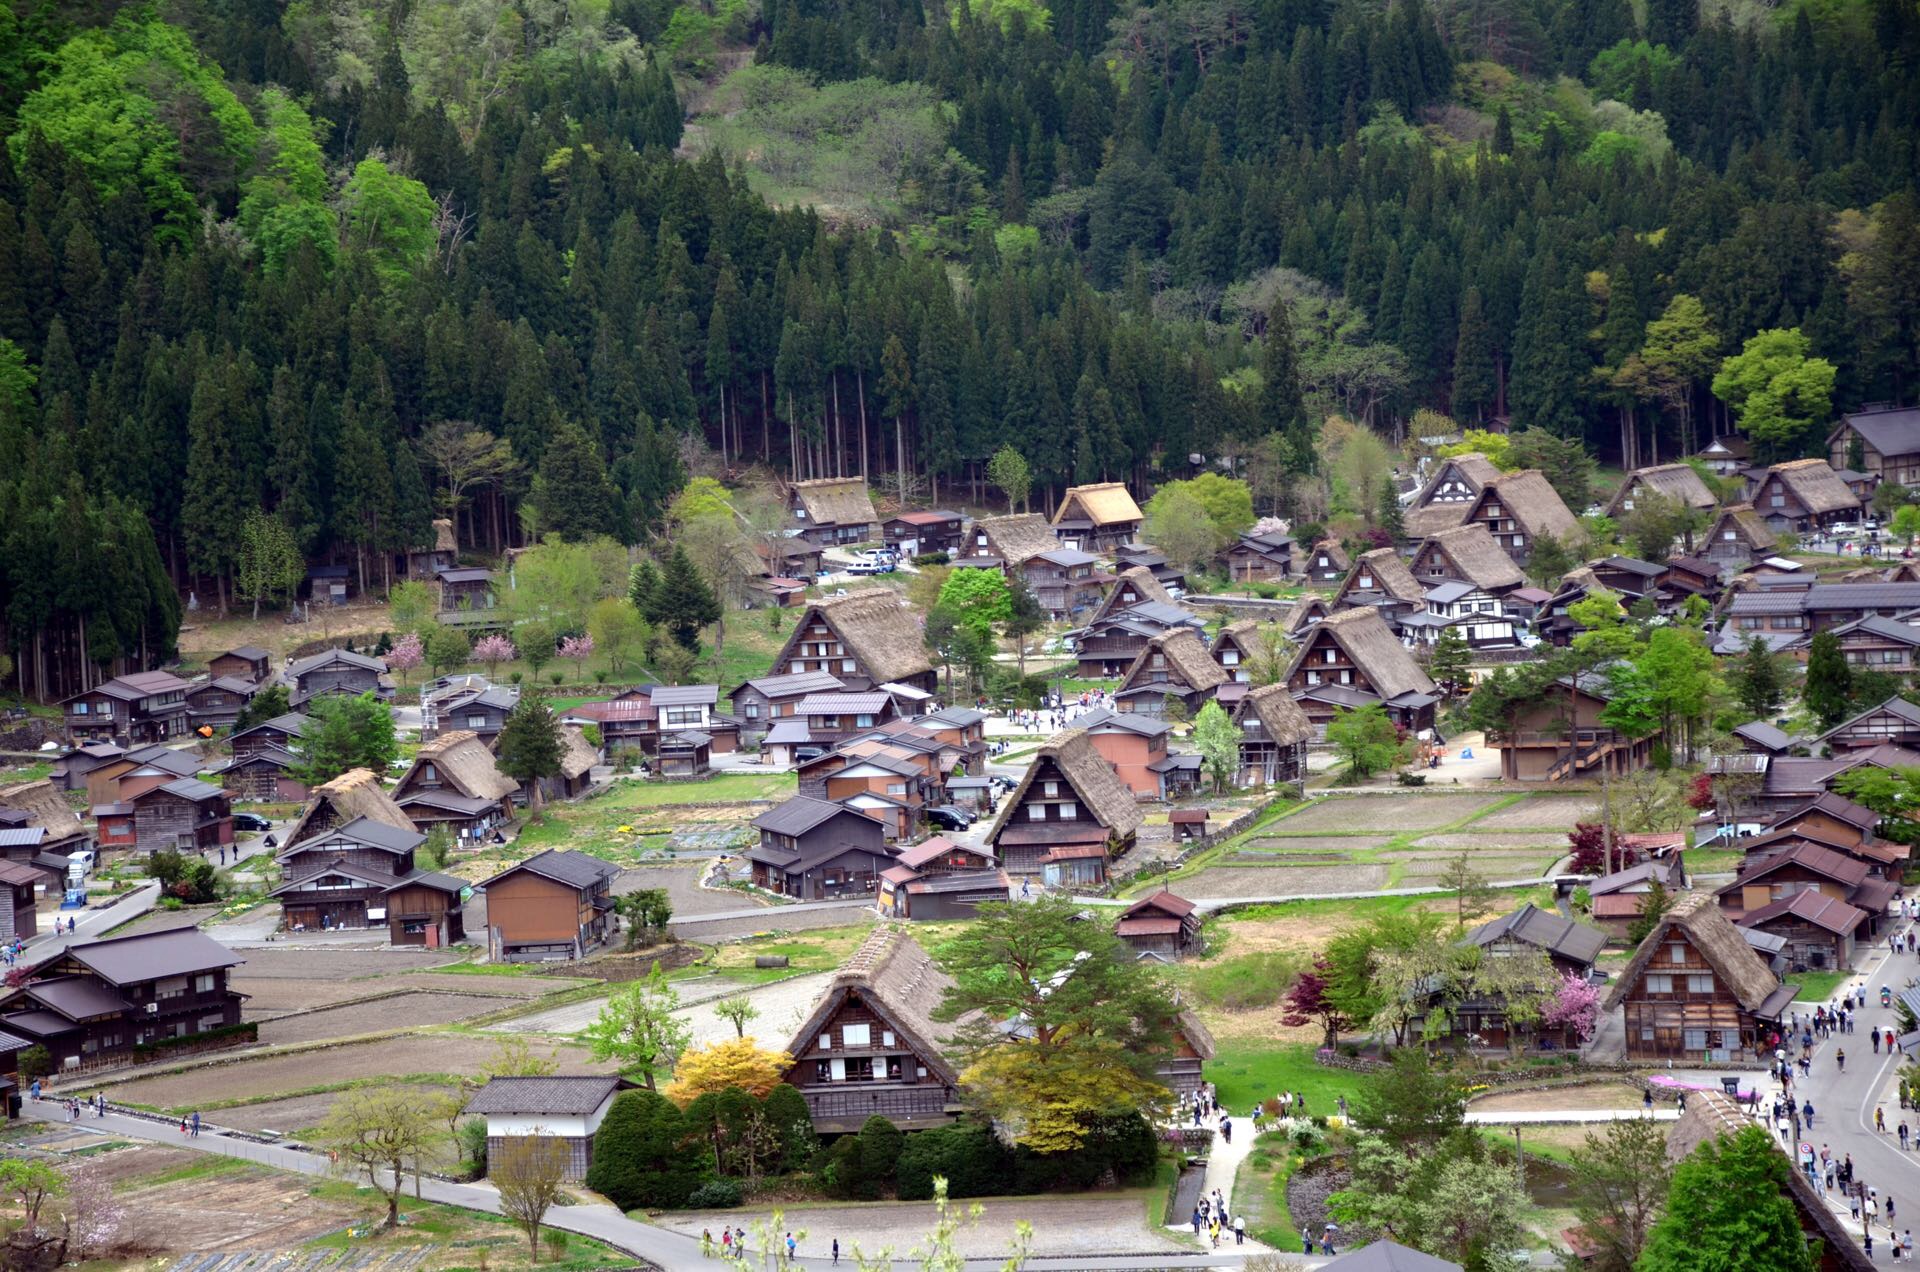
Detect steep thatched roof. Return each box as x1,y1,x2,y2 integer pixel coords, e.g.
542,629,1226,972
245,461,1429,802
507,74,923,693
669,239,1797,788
1475,470,1579,540
792,477,878,527
1340,548,1425,605
972,513,1059,565
1606,463,1718,516
405,730,518,802
802,589,934,685
1284,595,1330,634
285,767,414,847
1211,620,1267,669
1053,482,1143,528
1604,891,1782,1013
1308,539,1351,571
1421,453,1502,499
1709,503,1778,552
0,779,83,842
1235,682,1313,746
1404,502,1472,539
784,925,969,1087
1419,524,1526,591
1293,609,1436,701
557,726,598,781
1094,566,1178,622
1766,459,1859,516
1119,628,1229,699
985,728,1145,846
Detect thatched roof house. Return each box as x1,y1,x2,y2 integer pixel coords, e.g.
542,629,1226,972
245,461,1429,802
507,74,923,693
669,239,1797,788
1605,463,1719,517
1236,682,1314,746
1764,459,1860,517
1233,682,1314,786
392,731,520,829
964,513,1058,566
985,728,1144,876
1052,482,1143,531
781,924,971,1131
1706,503,1778,554
1605,891,1791,1060
1336,547,1426,608
770,588,936,692
1468,469,1580,542
1292,608,1436,702
1091,565,1178,622
1406,452,1504,541
789,477,879,543
1411,523,1527,593
284,767,414,848
1115,628,1229,715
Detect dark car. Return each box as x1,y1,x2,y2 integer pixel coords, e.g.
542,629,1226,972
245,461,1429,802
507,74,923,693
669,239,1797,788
231,812,273,832
926,805,975,831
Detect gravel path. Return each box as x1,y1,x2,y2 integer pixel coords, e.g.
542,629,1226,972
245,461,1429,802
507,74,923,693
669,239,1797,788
484,970,836,1047
658,1196,1195,1259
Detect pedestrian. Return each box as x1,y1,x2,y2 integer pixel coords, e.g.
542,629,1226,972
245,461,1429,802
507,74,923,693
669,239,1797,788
1209,1219,1219,1248
721,1229,732,1256
786,1232,796,1260
190,1110,200,1137
1322,1221,1339,1256
1337,1094,1349,1120
1904,1229,1913,1259
1192,1206,1202,1236
832,1237,840,1266
1804,1099,1816,1128
1234,1214,1245,1245
1893,1028,1901,1052
1302,1226,1315,1255
1643,1089,1654,1116
701,1228,713,1258
1221,1115,1232,1145
1854,1192,1864,1221
1839,1048,1847,1072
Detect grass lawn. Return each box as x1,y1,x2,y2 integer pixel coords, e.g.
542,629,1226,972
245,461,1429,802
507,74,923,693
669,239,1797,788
709,924,874,982
0,760,51,782
1232,1131,1309,1249
1206,1041,1373,1119
1788,969,1850,1001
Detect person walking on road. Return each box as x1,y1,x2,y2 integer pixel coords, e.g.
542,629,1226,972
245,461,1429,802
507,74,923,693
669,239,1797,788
832,1238,839,1266
1839,1048,1847,1072
1881,1108,1890,1133
1804,1099,1816,1128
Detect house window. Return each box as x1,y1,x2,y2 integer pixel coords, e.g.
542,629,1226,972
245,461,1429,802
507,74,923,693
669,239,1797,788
467,715,488,729
887,783,906,796
856,715,875,727
842,1023,871,1047
1683,1028,1708,1051
841,659,856,673
73,703,87,715
1723,530,1736,541
1221,650,1239,666
882,1030,895,1046
1323,649,1336,664
422,764,437,782
844,1057,874,1081
817,1034,831,1050
1028,805,1045,820
195,974,215,993
745,703,761,719
156,976,189,1000
1058,804,1077,820
1669,943,1686,963
198,1013,226,1032
1687,974,1714,993
1645,974,1673,993
1043,781,1058,797
1771,494,1785,506
816,1060,832,1080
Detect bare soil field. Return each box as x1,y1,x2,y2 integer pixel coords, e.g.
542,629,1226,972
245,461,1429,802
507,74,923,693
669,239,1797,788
256,990,509,1045
229,947,463,980
1408,832,1573,852
1468,796,1602,830
1278,794,1502,832
213,1082,456,1135
1178,863,1388,897
1396,854,1560,885
101,1035,617,1109
1237,835,1397,855
97,1150,358,1253
1471,1081,1646,1113
616,861,760,915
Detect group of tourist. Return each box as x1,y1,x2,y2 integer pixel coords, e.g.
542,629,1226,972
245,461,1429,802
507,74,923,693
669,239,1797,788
1190,1186,1243,1247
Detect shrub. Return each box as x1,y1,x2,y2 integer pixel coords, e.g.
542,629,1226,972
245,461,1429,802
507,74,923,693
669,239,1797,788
458,1117,489,1174
760,1082,818,1173
685,1178,742,1208
17,1046,49,1081
545,1230,570,1259
584,1090,702,1210
896,1123,1013,1201
914,551,950,566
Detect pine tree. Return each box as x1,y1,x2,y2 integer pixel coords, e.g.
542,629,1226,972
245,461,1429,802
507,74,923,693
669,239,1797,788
1802,630,1853,729
182,368,249,611
530,417,622,542
1450,286,1496,421
496,688,564,815
1377,479,1405,544
1735,635,1785,720
1508,253,1589,438
1259,294,1310,470
1428,625,1471,697
629,559,662,616
654,545,721,653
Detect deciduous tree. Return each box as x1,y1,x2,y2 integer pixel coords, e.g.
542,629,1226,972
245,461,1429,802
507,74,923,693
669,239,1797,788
1639,1126,1815,1272
582,963,691,1090
664,1038,795,1103
317,1086,441,1229
1325,703,1406,780
292,692,399,787
493,1136,569,1257
1190,699,1243,792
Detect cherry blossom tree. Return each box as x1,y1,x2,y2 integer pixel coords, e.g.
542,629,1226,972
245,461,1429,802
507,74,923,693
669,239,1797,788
61,1163,125,1260
385,632,424,685
559,633,594,675
473,633,517,676
1543,969,1601,1043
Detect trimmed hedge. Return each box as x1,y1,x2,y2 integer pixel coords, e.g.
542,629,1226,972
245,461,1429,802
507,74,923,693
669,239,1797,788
132,1021,257,1056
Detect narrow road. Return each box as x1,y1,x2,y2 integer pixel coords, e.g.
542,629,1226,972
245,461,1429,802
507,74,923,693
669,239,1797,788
26,881,158,955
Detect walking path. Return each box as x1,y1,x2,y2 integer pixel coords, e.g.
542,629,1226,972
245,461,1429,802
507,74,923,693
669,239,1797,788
26,880,158,955
667,898,875,925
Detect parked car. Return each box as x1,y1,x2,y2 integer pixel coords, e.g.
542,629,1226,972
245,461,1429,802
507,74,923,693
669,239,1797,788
847,557,895,575
926,805,976,830
232,812,273,832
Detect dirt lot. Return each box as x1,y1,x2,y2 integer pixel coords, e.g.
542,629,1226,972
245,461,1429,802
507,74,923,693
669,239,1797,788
1471,1081,1647,1113
1469,796,1602,830
673,904,878,942
1409,832,1573,852
1278,794,1502,832
213,1082,457,1135
1212,896,1510,956
618,861,761,915
1178,863,1389,897
231,946,463,981
100,1035,618,1110
1396,855,1561,885
1237,835,1397,855
86,1146,359,1253
257,990,513,1045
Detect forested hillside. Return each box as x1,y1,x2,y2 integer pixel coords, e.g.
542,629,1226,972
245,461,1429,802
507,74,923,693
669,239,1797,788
0,0,1916,699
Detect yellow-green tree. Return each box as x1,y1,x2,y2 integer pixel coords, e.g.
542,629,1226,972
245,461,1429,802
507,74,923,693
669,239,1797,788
664,1038,794,1103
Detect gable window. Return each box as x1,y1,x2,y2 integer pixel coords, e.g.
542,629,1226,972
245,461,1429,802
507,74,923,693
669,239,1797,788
1028,804,1045,820
842,1023,871,1047
1058,803,1077,820
1668,943,1686,963
1687,974,1714,993
1645,973,1673,993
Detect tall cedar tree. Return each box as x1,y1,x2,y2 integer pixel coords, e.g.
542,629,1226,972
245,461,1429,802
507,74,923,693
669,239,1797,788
1735,635,1785,720
530,418,623,541
652,546,721,653
495,688,564,813
1802,629,1853,728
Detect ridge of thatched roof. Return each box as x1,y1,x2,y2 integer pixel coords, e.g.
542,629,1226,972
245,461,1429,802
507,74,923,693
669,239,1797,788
285,767,414,847
1476,469,1579,540
1308,539,1351,571
1341,548,1425,605
986,728,1145,847
1094,566,1178,621
792,477,878,528
1236,682,1313,746
972,513,1059,565
557,726,598,781
1421,524,1526,591
0,779,83,842
1604,891,1781,1013
1422,453,1503,499
1710,503,1778,552
805,589,934,685
1404,501,1473,539
1607,463,1718,516
1118,628,1229,699
1284,595,1330,634
1211,620,1267,669
1053,482,1143,528
432,518,456,553
1766,459,1859,516
409,730,519,802
784,924,968,1087
1294,609,1436,701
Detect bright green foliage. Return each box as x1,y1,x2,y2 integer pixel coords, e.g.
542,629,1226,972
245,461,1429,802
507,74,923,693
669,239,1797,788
1834,766,1920,844
234,511,306,618
292,691,399,787
936,567,1012,631
338,158,437,285
956,0,1053,34
1190,699,1243,792
1427,626,1471,696
1892,505,1920,545
234,684,291,733
987,445,1032,512
1142,484,1223,572
1326,703,1407,779
1588,40,1681,101
240,89,337,272
422,623,472,675
11,18,259,238
1638,1125,1817,1272
585,1089,701,1209
1563,1118,1672,1271
1711,328,1837,462
582,963,690,1090
1802,629,1853,728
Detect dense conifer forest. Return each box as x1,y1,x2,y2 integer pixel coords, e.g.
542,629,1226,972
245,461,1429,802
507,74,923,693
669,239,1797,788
0,0,1916,698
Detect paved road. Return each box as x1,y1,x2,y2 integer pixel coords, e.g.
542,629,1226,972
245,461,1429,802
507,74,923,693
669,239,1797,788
668,898,875,925
26,881,158,955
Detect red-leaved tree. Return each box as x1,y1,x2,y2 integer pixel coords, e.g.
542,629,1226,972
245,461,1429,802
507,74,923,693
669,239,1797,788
1568,823,1639,875
1281,956,1355,1047
1686,772,1715,811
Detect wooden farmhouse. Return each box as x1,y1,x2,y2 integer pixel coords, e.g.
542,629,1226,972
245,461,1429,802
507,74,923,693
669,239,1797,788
1021,548,1108,619
1587,857,1688,936
207,647,271,684
1736,889,1868,973
271,816,465,946
1409,523,1526,596
1604,463,1719,519
283,767,415,850
211,712,309,803
1693,434,1751,477
747,797,894,900
1718,841,1897,933
1830,404,1920,487
392,731,519,840
1415,903,1607,1050
1484,672,1662,782
0,928,246,1071
984,728,1143,884
1284,608,1438,736
1114,891,1202,959
0,862,40,943
1072,706,1174,796
1113,628,1229,718
1814,616,1920,673
63,671,191,745
184,677,259,733
1411,582,1521,650
129,778,232,854
1334,548,1426,618
1284,594,1331,634
464,1076,636,1182
1051,482,1143,553
789,477,879,548
1303,540,1350,584
49,743,123,796
878,839,1007,920
1071,570,1200,678
1460,469,1580,566
767,590,937,695
425,680,518,744
1605,892,1793,1063
1233,684,1313,787
402,518,458,580
284,648,390,708
820,750,932,840
1113,545,1186,590
729,670,847,744
883,510,964,558
1404,452,1502,542
106,744,202,803
1748,459,1861,533
1815,696,1920,752
960,512,1059,570
435,567,497,619
1209,620,1273,687
1702,504,1777,578
781,925,968,1133
1220,530,1297,582
477,849,619,962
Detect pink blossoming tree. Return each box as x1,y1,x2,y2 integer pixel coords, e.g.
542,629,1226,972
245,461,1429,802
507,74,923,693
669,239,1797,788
1543,969,1601,1043
473,633,517,676
385,632,423,685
